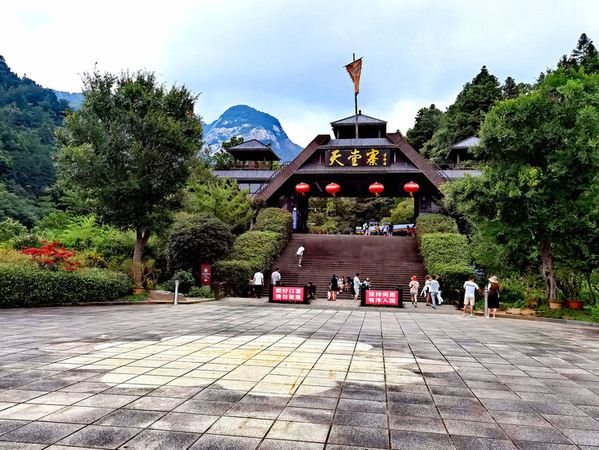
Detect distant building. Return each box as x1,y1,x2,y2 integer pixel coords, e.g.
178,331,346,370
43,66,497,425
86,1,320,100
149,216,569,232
441,136,482,179
212,139,283,195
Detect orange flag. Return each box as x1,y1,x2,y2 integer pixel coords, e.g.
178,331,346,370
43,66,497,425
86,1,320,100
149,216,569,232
345,58,362,94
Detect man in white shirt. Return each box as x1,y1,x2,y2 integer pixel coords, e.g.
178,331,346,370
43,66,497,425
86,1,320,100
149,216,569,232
252,270,264,298
428,276,440,310
353,273,361,302
463,275,484,317
296,244,305,267
271,268,281,286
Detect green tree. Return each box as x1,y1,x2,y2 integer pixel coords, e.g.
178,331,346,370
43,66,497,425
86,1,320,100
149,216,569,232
406,104,443,152
446,68,599,302
423,66,502,161
186,177,253,233
56,70,203,283
558,33,599,74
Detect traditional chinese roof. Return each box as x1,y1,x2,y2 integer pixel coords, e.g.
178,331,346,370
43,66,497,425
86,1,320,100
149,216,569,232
446,136,480,160
226,139,280,161
256,132,445,202
331,113,387,126
319,138,394,148
450,136,480,150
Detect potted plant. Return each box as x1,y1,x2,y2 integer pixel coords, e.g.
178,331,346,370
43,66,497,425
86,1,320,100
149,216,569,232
556,267,583,310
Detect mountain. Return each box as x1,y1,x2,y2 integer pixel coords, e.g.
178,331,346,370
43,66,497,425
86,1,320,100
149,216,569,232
203,105,303,161
53,91,84,110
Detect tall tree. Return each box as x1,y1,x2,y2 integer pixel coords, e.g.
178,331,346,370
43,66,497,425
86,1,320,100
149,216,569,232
445,68,599,302
406,104,443,152
558,33,599,74
185,177,253,233
57,70,203,282
423,66,502,161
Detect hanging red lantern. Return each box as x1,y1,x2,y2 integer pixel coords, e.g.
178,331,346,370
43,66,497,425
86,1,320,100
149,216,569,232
325,182,340,197
403,181,420,197
295,182,310,196
369,182,384,197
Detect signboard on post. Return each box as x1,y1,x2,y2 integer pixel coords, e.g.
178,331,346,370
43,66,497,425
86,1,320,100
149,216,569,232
270,286,308,304
200,264,212,286
362,290,402,308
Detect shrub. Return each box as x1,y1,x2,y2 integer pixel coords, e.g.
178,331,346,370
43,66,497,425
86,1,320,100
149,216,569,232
0,265,129,307
420,233,470,270
0,218,27,243
162,270,196,294
229,230,279,271
188,285,213,298
432,263,476,292
213,260,253,295
165,213,235,275
416,214,458,248
254,208,293,236
9,234,43,250
253,208,293,252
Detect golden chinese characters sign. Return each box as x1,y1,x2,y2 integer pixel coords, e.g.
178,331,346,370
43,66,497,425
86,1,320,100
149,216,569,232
326,149,390,167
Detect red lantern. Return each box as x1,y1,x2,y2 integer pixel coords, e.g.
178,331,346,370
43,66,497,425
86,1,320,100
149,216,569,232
369,182,384,197
295,182,310,196
403,181,419,197
325,182,340,197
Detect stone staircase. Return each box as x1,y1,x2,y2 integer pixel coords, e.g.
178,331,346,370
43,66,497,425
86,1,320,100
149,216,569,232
267,234,427,302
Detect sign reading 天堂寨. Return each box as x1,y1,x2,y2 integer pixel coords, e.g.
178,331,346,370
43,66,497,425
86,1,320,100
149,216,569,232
326,149,390,167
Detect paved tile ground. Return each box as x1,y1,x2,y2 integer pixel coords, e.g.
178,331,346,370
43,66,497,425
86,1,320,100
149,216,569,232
0,299,598,449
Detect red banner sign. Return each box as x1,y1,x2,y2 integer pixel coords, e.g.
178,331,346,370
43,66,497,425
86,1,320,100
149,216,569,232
365,290,399,306
200,264,211,286
272,286,304,302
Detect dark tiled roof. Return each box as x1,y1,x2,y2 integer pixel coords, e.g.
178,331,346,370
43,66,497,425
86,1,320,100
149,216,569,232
450,136,480,150
228,139,272,150
320,138,394,148
331,113,387,126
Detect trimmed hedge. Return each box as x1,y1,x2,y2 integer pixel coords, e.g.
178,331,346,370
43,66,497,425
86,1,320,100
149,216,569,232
0,265,130,308
417,214,474,292
216,208,293,294
420,233,470,270
253,208,293,236
415,214,459,249
229,231,280,271
213,260,254,295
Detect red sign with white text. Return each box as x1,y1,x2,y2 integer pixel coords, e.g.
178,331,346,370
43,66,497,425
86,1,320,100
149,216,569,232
272,286,304,302
365,290,399,306
200,264,212,286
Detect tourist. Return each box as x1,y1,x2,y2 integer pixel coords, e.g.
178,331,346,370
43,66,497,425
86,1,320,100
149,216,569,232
421,275,431,305
329,274,338,301
486,276,500,319
428,275,440,310
252,269,264,298
363,277,371,290
363,222,369,235
463,275,483,317
296,243,305,267
409,276,419,307
353,273,361,302
271,268,281,286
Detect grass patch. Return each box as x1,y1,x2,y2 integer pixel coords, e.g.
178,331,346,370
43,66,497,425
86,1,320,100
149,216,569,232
120,291,149,302
535,304,596,322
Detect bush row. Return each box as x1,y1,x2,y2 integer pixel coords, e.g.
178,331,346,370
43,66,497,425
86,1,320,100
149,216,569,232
214,208,292,295
0,265,130,308
416,214,474,291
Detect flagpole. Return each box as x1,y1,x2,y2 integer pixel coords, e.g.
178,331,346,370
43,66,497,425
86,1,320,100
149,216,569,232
353,53,359,139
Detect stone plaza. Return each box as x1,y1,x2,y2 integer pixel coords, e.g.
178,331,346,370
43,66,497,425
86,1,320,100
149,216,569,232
0,299,599,449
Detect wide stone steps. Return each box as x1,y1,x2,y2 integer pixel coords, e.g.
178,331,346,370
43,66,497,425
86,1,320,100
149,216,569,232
267,234,427,301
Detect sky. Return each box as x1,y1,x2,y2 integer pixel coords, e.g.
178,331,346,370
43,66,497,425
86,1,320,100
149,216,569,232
3,0,599,147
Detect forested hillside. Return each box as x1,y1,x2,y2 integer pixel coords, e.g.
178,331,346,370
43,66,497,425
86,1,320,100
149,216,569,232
0,55,67,226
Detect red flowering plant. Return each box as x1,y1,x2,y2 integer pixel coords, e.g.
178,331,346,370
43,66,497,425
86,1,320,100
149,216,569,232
20,240,81,271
